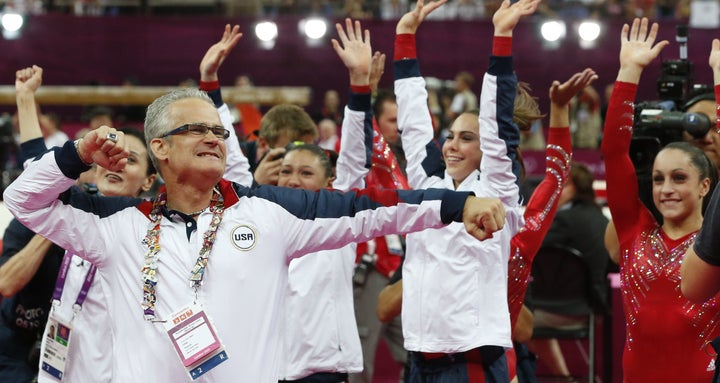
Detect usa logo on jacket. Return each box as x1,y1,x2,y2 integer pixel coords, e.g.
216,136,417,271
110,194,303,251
230,225,257,251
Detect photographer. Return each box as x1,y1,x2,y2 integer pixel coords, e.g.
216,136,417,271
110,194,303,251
682,87,720,168
681,38,720,303
630,24,715,180
602,18,720,382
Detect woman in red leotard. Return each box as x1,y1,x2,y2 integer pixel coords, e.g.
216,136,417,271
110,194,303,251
602,18,720,382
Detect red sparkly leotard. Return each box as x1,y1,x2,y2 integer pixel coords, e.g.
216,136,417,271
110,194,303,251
507,127,572,328
602,81,720,382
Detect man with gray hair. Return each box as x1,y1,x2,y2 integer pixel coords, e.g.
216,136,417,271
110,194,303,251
4,86,506,382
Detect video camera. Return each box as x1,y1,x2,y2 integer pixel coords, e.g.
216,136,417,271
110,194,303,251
657,23,692,105
630,25,712,175
631,101,712,174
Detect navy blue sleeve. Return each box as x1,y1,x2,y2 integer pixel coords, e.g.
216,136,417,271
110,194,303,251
0,219,36,266
237,184,470,225
394,58,421,81
0,218,65,337
19,138,48,164
420,141,446,179
53,140,92,180
395,58,446,180
58,185,143,218
348,90,374,170
206,88,224,108
489,55,522,191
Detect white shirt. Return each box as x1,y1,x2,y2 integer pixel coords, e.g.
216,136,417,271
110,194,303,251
37,102,251,383
4,141,470,382
38,255,112,383
277,100,372,379
395,55,523,352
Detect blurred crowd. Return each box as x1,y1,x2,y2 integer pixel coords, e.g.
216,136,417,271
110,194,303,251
2,0,700,20
4,1,720,381
260,0,696,21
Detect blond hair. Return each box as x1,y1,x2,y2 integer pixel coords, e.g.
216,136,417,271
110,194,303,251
513,82,545,131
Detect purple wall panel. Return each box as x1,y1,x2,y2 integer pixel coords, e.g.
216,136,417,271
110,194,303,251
0,15,715,121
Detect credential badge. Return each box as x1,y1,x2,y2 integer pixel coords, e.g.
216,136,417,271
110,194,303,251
231,225,257,251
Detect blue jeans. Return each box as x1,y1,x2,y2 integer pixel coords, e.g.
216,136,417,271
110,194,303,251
407,346,509,383
513,342,537,383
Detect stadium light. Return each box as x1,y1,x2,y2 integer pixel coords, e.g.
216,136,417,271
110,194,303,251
578,20,601,42
541,20,566,42
1,8,25,40
255,21,278,49
299,17,328,47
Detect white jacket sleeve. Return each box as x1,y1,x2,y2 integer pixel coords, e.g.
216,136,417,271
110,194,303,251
218,103,253,187
240,184,470,260
334,91,373,191
476,56,521,209
395,61,445,190
3,143,139,266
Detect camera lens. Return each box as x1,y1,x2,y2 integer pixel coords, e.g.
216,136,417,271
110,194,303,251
683,112,711,139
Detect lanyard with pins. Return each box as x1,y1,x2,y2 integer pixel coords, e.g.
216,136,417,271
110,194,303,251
141,187,225,321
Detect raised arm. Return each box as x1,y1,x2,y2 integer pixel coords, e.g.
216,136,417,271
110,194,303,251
15,65,50,162
615,18,669,85
492,0,541,37
478,0,539,204
16,66,43,143
601,18,668,242
681,39,720,302
507,69,594,325
394,0,450,189
331,18,375,191
0,66,57,297
198,24,252,187
332,19,372,89
369,51,386,97
516,69,595,255
549,69,597,128
0,65,116,300
199,24,241,84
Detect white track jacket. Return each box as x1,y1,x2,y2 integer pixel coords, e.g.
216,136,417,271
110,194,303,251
4,138,472,382
396,55,524,352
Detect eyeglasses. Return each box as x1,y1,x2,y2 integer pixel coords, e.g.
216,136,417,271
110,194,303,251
161,123,230,140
